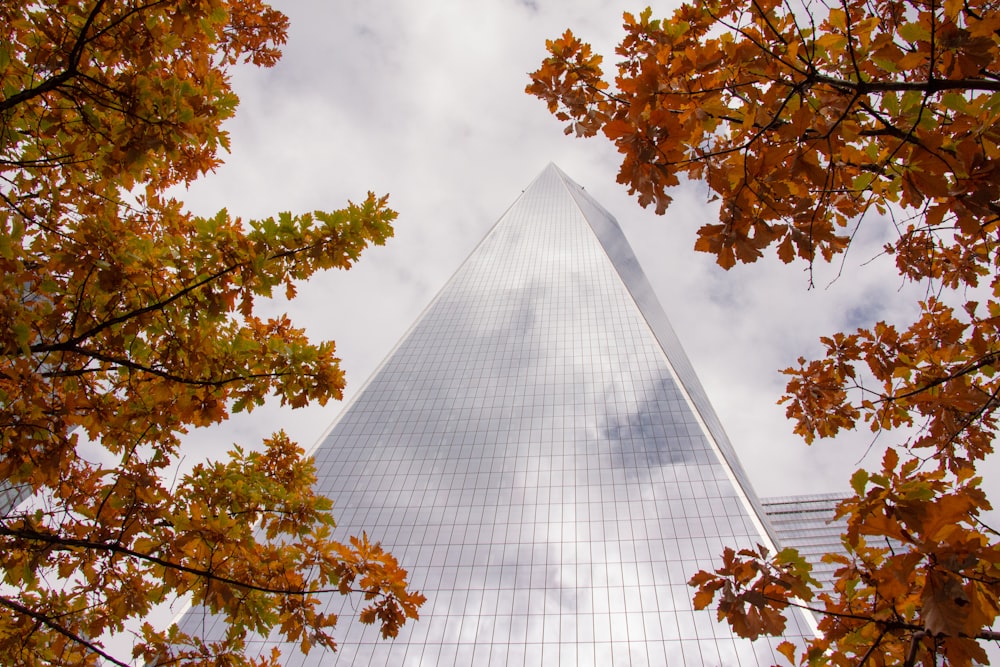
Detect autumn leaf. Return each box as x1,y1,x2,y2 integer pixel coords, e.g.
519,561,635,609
531,0,1000,663
0,1,419,665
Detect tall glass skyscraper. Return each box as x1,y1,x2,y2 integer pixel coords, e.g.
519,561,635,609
178,164,815,665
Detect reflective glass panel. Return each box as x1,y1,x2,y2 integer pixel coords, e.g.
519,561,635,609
177,164,814,665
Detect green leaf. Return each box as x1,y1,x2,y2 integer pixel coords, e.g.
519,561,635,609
941,92,969,114
12,322,31,354
851,468,869,495
898,21,930,43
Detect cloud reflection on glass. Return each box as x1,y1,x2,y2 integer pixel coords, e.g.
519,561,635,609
178,165,815,665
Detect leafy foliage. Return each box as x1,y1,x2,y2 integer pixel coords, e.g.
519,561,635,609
0,1,423,664
529,0,1000,664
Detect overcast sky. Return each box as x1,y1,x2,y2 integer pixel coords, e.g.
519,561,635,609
171,0,997,504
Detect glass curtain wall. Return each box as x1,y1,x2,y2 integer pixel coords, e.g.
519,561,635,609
178,164,815,665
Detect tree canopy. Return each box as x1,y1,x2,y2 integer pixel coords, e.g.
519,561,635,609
529,0,999,664
0,1,423,665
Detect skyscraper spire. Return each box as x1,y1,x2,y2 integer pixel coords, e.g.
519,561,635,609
179,163,814,665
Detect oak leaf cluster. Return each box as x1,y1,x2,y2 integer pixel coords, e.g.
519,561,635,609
530,0,1000,664
1,1,423,665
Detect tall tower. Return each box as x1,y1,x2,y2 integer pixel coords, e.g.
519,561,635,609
179,164,814,665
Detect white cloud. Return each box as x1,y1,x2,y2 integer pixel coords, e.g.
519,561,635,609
170,0,1000,501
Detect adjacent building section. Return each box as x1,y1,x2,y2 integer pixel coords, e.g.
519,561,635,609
763,493,851,593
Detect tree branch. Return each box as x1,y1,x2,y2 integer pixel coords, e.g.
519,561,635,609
0,594,130,667
903,630,928,667
857,627,889,667
0,0,108,113
0,524,353,598
879,350,1000,405
812,72,1000,95
37,343,294,387
28,230,344,357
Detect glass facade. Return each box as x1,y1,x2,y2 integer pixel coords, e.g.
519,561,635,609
762,493,851,593
178,164,815,664
0,480,28,516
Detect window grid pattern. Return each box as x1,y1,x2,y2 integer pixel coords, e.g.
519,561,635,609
179,165,813,665
763,493,853,593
